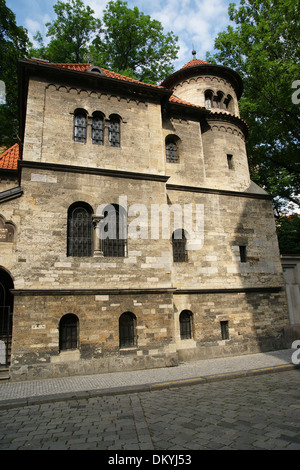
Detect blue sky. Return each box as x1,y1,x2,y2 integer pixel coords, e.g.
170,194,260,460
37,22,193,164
7,0,239,69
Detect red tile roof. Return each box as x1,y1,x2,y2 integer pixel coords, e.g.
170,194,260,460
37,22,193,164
169,94,206,109
0,144,19,170
27,59,164,89
181,59,209,69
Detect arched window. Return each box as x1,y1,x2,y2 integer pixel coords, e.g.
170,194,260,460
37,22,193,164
166,135,180,163
205,90,213,108
101,204,127,257
109,115,121,147
172,229,188,262
119,312,136,348
74,109,87,143
92,112,104,145
59,314,79,351
214,91,224,109
67,202,93,257
224,94,234,113
180,310,193,340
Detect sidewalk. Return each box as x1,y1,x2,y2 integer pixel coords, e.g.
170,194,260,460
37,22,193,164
0,348,298,409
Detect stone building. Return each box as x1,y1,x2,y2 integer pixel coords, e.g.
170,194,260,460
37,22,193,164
0,56,289,380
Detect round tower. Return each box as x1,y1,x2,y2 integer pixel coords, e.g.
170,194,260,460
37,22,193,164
162,52,243,117
162,54,250,191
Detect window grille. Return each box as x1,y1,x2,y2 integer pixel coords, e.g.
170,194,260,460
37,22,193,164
119,312,136,348
67,204,93,257
180,310,192,339
166,141,178,163
172,229,187,262
74,112,87,143
109,117,120,147
102,205,126,257
59,314,78,351
92,115,104,145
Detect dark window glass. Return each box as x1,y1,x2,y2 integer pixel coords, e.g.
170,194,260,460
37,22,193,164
172,229,187,262
92,114,104,145
74,112,87,143
102,205,126,257
180,310,192,339
67,204,93,257
239,246,247,263
220,321,229,340
119,312,136,348
109,117,120,147
59,314,78,351
166,141,178,163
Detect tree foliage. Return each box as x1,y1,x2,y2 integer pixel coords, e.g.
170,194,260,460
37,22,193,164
31,0,101,63
276,214,300,254
0,0,29,148
30,0,179,83
91,0,179,83
207,0,300,214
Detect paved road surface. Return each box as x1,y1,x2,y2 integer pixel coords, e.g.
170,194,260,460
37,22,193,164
0,369,299,451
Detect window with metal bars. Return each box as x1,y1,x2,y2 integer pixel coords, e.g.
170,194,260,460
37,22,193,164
180,310,193,340
74,110,87,143
166,136,179,163
119,312,136,348
67,203,93,257
172,229,188,262
92,113,104,145
59,314,79,351
102,204,127,257
109,115,120,147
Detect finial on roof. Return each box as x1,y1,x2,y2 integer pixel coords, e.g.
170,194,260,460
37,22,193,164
192,48,196,59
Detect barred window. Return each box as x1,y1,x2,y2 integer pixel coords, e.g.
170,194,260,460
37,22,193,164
59,314,78,351
119,312,136,348
166,135,180,163
180,310,193,340
92,112,104,145
102,204,127,257
109,115,120,147
172,229,188,262
67,202,93,257
74,109,87,143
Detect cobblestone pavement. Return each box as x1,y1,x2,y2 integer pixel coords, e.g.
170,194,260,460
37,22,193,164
0,369,299,451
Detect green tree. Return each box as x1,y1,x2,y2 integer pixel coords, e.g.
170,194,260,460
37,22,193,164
91,0,179,83
0,0,29,148
30,0,179,84
276,214,300,254
30,0,101,63
207,0,300,213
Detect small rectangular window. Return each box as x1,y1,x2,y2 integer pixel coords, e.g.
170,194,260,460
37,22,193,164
227,154,233,169
239,245,247,263
220,321,229,340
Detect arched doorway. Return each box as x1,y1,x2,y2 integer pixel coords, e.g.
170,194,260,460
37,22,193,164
0,268,14,365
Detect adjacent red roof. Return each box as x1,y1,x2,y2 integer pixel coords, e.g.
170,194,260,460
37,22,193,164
0,144,19,170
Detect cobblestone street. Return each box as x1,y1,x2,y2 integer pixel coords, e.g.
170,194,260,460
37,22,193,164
0,369,299,451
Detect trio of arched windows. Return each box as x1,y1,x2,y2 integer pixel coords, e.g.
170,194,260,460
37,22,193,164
58,310,193,352
67,203,188,262
204,90,234,112
74,109,121,147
